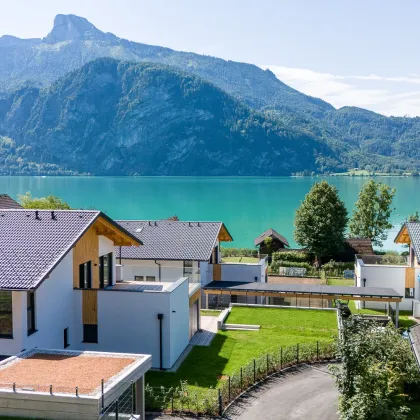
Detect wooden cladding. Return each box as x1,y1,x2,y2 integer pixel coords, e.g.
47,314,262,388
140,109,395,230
218,224,233,242
189,288,201,306
82,290,98,325
73,225,99,288
213,264,222,281
405,267,415,288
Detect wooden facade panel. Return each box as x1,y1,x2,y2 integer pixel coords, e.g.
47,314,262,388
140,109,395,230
189,288,201,306
82,290,98,325
406,267,415,288
73,225,100,288
213,264,222,281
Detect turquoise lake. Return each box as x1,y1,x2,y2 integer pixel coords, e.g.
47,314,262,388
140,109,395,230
1,176,419,250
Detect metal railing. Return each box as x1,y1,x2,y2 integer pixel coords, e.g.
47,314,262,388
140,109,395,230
99,381,135,420
145,341,336,416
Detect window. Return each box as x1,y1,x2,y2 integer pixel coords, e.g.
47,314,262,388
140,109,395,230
230,295,238,304
83,324,98,343
0,292,13,338
183,261,194,277
64,328,69,348
79,261,92,289
405,288,415,299
27,292,36,335
146,276,156,282
99,253,113,288
134,276,144,281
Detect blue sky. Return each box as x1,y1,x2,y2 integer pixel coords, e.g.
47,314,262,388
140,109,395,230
2,0,420,116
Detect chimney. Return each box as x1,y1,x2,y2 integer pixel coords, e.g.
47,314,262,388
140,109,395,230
154,221,157,226
51,211,56,220
35,211,40,220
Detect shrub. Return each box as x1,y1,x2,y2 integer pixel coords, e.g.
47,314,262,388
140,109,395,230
272,251,312,263
321,260,354,273
221,248,258,258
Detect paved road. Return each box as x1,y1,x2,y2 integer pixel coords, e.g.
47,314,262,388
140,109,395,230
225,364,339,420
146,364,339,420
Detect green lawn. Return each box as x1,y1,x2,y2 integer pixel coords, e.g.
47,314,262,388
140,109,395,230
200,310,221,317
327,278,354,286
222,256,259,263
146,307,337,389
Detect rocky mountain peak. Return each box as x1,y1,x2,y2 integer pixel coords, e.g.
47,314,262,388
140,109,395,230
44,14,114,43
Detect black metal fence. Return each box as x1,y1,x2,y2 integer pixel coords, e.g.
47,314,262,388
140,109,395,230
99,381,135,420
145,340,336,416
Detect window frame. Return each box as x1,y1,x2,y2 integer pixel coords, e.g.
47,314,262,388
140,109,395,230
134,276,144,282
146,276,156,282
0,291,13,339
99,252,113,289
405,287,415,299
183,260,194,277
79,261,92,289
27,291,36,336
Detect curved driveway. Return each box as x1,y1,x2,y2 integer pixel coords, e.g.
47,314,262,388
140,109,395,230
224,364,339,420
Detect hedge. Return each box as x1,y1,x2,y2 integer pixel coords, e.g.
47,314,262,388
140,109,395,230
272,251,312,263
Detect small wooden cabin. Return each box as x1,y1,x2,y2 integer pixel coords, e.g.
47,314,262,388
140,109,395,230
254,228,290,254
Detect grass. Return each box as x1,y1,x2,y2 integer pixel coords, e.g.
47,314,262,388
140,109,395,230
222,256,259,263
327,277,354,286
146,306,337,390
408,403,420,419
200,310,221,317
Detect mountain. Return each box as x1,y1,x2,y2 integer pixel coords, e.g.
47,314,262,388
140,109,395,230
0,59,344,176
0,14,332,116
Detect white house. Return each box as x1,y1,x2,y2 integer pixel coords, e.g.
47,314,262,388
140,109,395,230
115,219,268,308
355,222,420,313
0,209,199,370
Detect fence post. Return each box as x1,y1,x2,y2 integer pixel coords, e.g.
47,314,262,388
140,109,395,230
253,359,256,383
228,376,231,402
316,341,319,361
75,386,78,397
240,367,243,391
101,379,104,412
218,388,222,416
296,344,299,365
280,347,283,369
116,399,119,420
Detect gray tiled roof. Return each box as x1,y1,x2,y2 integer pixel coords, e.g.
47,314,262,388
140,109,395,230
0,210,100,289
406,222,420,263
254,228,289,247
115,220,225,261
0,194,22,209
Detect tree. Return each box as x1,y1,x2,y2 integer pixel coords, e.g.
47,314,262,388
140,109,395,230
408,211,420,223
349,180,396,247
330,316,418,420
294,181,348,261
18,192,71,209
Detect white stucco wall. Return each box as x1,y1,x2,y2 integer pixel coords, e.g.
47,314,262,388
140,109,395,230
81,278,190,369
355,260,411,311
221,261,266,283
121,259,189,282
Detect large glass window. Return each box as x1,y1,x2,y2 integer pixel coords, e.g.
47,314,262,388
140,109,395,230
405,288,415,299
79,261,92,289
99,253,113,288
27,292,36,335
0,292,13,338
83,324,98,343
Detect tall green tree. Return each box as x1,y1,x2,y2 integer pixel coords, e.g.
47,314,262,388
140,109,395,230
330,316,418,420
294,181,348,261
349,180,396,247
408,211,420,223
18,192,71,209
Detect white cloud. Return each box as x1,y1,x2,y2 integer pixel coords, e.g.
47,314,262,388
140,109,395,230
261,65,420,117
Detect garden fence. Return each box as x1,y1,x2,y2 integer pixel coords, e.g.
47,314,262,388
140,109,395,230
145,340,336,416
99,380,135,420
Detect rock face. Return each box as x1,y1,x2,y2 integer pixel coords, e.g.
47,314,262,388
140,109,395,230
0,59,343,176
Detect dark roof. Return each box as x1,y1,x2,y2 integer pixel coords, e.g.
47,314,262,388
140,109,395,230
0,210,140,290
0,194,22,209
203,281,402,299
116,220,232,261
254,228,289,247
345,238,374,254
406,222,420,263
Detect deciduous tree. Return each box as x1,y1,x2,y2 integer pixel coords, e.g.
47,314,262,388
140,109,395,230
294,181,348,261
349,180,395,247
18,192,71,209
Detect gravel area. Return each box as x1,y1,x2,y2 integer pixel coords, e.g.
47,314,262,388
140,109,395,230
0,353,135,395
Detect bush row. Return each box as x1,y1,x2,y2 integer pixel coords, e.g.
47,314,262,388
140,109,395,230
272,251,313,263
221,248,259,257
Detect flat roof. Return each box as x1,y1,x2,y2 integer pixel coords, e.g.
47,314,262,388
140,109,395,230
108,280,173,292
203,281,403,299
0,349,151,397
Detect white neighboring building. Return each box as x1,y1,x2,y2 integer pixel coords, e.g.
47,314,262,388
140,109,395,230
0,209,198,370
355,222,420,313
115,220,268,308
